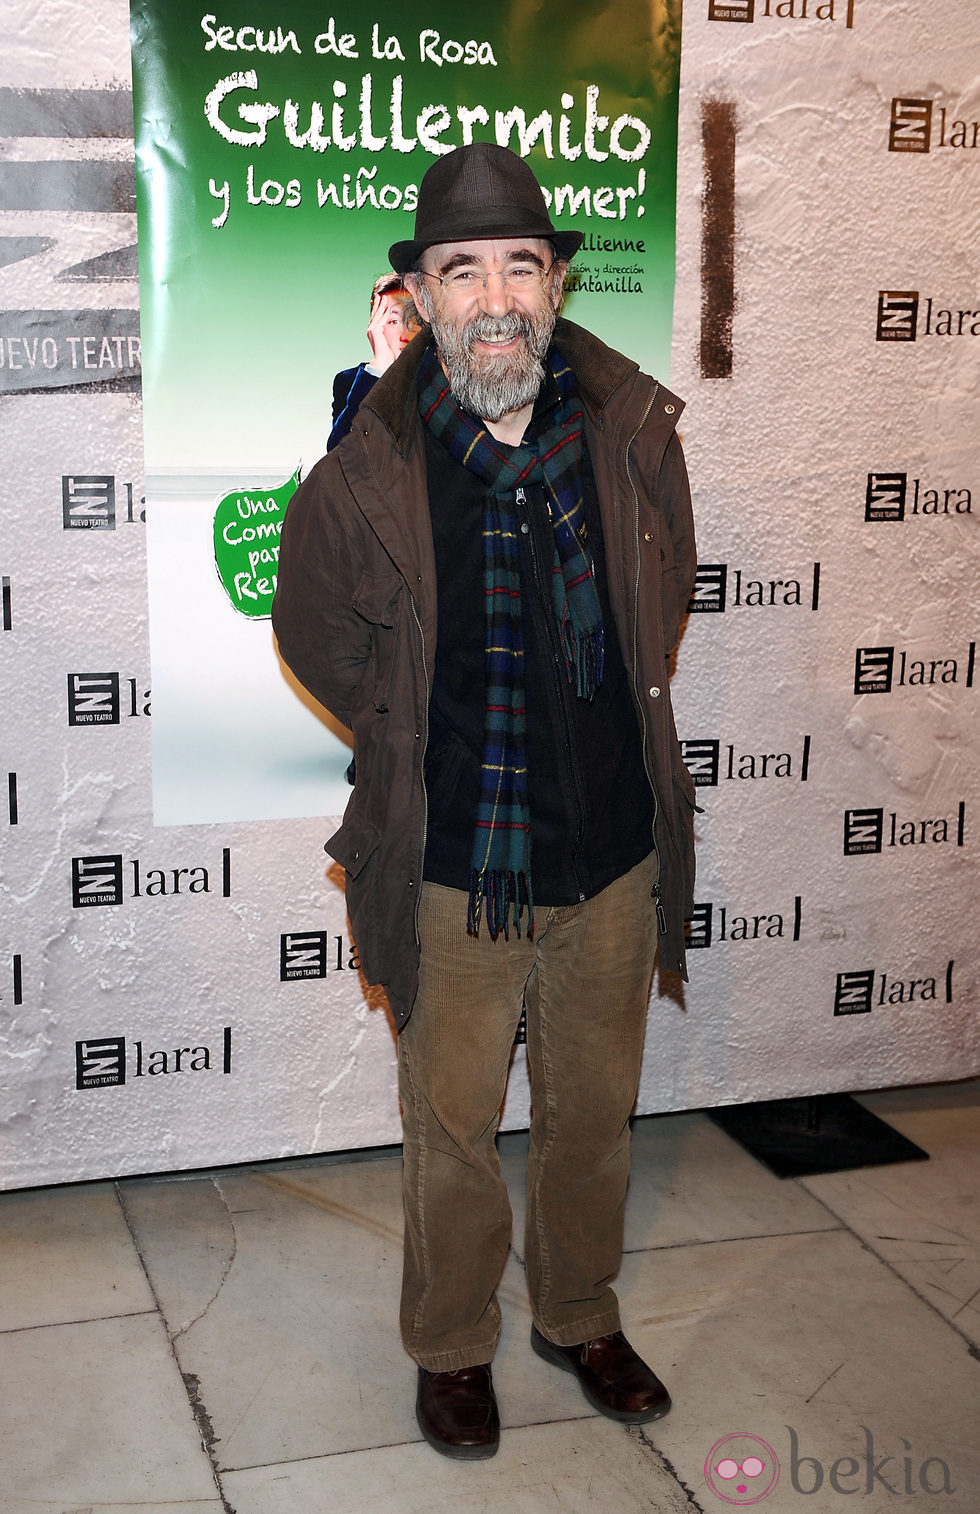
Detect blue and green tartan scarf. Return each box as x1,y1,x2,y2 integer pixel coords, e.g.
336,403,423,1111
418,342,604,939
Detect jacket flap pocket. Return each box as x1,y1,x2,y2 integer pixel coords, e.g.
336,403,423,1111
325,814,380,878
351,572,402,628
674,756,702,813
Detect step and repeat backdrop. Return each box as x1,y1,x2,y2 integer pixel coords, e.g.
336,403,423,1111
1,0,977,1188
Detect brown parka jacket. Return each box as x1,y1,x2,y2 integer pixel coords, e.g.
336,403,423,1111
272,317,698,1029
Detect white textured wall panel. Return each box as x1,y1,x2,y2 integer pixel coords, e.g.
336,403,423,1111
1,0,977,1187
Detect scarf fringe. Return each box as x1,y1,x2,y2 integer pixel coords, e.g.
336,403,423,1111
565,624,605,700
467,867,533,941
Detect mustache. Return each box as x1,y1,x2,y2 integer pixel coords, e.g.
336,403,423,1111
463,310,533,347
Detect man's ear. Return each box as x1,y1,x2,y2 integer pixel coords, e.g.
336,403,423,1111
403,274,430,326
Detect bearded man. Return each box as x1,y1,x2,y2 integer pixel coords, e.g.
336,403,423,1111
273,142,697,1460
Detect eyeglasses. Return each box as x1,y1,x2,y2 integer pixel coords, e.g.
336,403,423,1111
418,260,556,295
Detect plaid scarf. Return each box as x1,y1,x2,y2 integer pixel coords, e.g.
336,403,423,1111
418,342,604,939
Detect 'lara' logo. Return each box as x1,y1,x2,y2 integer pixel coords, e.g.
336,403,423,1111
842,808,884,854
876,291,918,341
686,897,801,947
71,849,231,907
62,475,115,530
280,931,360,980
281,931,327,979
689,564,728,613
709,0,854,23
75,1029,233,1088
889,98,932,152
75,1036,126,1087
843,803,965,855
864,471,972,521
680,736,811,785
879,293,980,341
919,299,980,337
685,902,714,949
708,0,754,18
71,854,124,907
888,97,980,153
854,644,974,694
687,563,819,614
865,472,906,520
679,739,720,786
835,962,954,1014
61,475,144,530
67,673,119,725
67,674,151,725
853,647,894,694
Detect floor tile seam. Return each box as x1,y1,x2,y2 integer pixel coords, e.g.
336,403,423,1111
109,1142,405,1191
0,1307,158,1336
114,1180,237,1514
629,1423,708,1513
170,1174,239,1342
791,1180,980,1359
621,1223,845,1257
216,1413,603,1472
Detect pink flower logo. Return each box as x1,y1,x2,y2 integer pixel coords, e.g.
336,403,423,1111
704,1433,780,1505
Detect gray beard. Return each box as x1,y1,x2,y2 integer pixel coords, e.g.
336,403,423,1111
417,287,557,422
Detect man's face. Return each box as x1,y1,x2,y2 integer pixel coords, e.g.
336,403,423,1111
408,237,565,423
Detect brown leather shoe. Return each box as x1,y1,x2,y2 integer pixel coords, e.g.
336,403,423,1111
530,1326,671,1424
416,1363,500,1459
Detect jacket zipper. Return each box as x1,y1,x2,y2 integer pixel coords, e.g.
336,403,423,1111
517,484,587,902
623,390,666,929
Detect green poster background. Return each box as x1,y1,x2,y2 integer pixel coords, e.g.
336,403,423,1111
131,0,681,824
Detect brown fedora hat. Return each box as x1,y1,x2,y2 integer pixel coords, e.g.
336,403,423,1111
389,142,584,273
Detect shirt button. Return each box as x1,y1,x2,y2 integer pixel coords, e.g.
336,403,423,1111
649,686,661,699
520,522,530,534
644,531,654,542
664,404,675,415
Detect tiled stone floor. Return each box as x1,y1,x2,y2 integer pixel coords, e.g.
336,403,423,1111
2,1080,978,1513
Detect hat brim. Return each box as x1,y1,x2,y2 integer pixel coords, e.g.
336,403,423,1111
389,213,584,274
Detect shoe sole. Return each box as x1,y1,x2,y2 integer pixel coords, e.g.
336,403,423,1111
415,1405,500,1460
530,1328,672,1425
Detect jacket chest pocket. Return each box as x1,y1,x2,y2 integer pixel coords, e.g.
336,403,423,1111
352,572,403,713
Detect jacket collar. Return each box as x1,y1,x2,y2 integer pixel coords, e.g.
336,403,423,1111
361,315,651,455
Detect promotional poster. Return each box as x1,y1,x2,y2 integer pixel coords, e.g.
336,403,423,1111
131,0,682,823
